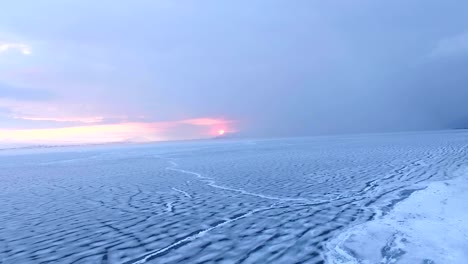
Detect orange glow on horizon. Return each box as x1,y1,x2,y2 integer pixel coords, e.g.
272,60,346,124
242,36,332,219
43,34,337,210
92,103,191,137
0,117,237,144
0,122,164,144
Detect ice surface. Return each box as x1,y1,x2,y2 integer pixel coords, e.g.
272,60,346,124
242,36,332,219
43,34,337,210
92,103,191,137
0,130,467,263
325,165,468,264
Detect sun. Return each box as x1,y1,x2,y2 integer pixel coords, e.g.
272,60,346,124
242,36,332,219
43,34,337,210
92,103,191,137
218,129,225,136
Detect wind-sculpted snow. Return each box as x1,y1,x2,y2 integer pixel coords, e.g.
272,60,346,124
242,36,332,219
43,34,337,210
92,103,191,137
0,131,467,263
326,165,468,264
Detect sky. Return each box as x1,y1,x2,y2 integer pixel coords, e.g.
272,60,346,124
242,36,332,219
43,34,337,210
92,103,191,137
1,0,468,144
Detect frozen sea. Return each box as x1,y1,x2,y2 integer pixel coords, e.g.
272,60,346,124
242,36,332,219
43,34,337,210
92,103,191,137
1,130,467,264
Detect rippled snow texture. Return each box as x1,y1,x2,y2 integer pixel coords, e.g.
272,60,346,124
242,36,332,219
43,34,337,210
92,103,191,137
1,131,467,263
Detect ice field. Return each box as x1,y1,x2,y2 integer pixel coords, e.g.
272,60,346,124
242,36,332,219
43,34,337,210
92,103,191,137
1,130,467,263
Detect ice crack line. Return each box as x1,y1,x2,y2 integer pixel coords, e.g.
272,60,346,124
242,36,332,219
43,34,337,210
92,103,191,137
167,167,212,180
166,160,326,205
171,187,192,198
128,205,276,264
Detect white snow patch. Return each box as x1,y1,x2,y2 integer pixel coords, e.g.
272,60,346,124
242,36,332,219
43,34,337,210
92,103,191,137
165,202,174,212
326,166,468,264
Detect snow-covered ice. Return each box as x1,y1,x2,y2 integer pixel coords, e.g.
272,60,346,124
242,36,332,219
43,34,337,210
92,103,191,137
326,164,468,264
0,130,467,263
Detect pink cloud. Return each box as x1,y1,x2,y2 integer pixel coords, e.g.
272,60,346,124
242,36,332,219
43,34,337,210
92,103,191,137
178,118,232,126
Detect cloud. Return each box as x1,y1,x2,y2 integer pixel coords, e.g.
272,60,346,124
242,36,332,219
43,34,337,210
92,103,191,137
178,118,232,126
12,115,104,124
0,83,53,101
10,113,232,127
0,41,31,55
1,1,467,139
429,31,468,58
0,106,11,113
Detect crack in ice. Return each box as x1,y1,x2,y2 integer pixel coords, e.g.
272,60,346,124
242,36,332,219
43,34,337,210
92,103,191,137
171,187,192,198
129,205,276,264
166,160,327,205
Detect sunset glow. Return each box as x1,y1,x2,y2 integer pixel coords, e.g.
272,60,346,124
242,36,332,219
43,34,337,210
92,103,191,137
0,118,235,145
0,123,161,144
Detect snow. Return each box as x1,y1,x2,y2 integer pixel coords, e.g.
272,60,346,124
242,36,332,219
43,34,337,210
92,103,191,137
0,130,467,263
325,165,468,264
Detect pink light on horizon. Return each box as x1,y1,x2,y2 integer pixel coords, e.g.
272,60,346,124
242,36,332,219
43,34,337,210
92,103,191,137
0,122,165,144
0,117,237,145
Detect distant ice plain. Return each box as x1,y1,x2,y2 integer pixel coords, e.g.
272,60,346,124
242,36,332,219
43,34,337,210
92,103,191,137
1,130,467,263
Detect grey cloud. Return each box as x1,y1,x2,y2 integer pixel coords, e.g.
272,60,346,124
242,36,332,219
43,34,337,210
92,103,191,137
0,0,467,136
